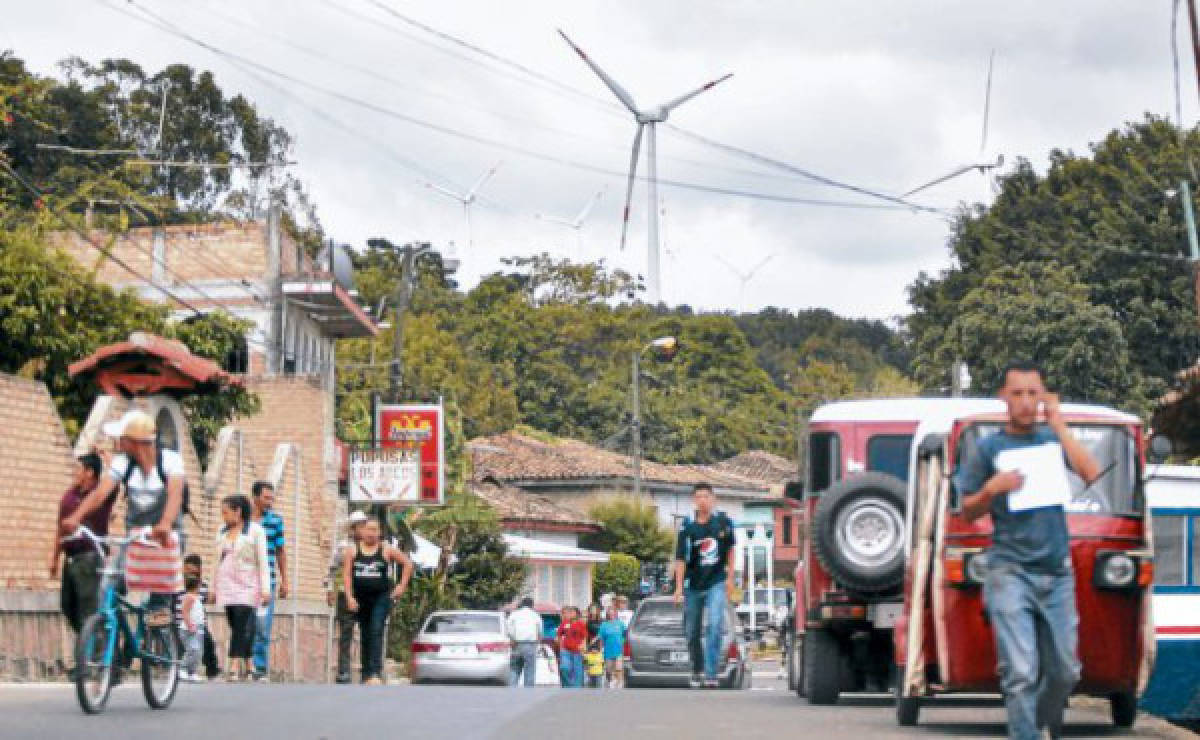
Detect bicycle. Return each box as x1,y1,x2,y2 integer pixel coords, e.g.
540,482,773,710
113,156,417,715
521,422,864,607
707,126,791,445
62,526,181,714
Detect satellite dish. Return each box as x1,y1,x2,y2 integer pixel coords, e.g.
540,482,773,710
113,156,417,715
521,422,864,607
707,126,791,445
332,244,355,290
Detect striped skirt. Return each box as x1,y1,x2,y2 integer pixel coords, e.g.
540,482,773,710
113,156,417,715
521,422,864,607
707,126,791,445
125,532,184,594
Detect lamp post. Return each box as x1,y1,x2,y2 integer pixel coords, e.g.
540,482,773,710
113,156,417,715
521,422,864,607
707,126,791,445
631,336,679,497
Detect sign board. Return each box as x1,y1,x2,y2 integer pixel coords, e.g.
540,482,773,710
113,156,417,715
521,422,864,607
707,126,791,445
375,402,445,505
349,447,421,502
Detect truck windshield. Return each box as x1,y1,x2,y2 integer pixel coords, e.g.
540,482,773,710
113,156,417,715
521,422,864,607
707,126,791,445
955,423,1140,516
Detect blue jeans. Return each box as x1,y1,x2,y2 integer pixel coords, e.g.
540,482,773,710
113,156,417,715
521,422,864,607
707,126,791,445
355,593,392,680
984,563,1081,740
511,642,538,687
684,582,726,679
558,650,583,687
252,588,275,675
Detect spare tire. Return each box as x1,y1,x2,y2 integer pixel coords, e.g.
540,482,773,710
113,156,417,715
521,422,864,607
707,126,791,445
812,472,907,594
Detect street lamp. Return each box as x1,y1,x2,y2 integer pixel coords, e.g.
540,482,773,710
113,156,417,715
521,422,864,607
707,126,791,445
632,336,679,497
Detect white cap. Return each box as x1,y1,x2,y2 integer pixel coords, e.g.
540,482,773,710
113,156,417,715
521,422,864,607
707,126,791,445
101,410,156,441
347,511,369,525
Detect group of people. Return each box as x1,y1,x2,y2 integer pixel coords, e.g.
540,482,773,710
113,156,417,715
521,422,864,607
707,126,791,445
554,601,630,688
51,410,292,683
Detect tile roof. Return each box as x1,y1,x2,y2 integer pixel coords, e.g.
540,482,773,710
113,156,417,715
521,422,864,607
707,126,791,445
711,450,798,485
470,477,600,531
68,331,235,396
468,431,780,496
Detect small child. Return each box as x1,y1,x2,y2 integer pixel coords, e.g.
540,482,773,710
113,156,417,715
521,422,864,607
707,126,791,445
583,647,605,688
180,575,206,682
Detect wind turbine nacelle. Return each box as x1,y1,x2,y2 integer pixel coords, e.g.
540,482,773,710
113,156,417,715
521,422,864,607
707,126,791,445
636,110,669,124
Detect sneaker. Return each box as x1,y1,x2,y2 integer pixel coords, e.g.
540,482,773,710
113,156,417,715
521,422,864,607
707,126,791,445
335,673,352,684
688,673,703,689
251,672,270,683
703,678,720,689
180,671,204,683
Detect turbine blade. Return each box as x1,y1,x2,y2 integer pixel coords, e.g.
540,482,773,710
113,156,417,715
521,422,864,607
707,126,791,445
660,73,733,113
575,188,605,226
713,254,742,277
620,125,644,251
746,254,775,279
425,182,466,203
468,160,503,199
557,29,640,113
900,164,978,198
979,49,995,155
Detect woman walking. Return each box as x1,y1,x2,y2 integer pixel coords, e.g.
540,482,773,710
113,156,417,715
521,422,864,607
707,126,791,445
342,518,413,685
213,494,270,682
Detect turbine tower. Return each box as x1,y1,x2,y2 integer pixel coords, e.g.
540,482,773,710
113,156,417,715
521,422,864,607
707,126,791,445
558,30,731,304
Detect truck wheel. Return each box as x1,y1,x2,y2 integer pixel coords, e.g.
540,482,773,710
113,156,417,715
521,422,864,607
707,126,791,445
1110,692,1136,728
804,629,841,705
812,472,907,594
789,635,806,697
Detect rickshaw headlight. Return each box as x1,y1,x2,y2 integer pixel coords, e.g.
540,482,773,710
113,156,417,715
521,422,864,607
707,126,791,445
964,553,989,585
1096,553,1137,590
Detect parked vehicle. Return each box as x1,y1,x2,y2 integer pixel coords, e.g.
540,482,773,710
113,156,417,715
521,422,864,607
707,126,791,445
736,587,791,632
624,595,750,689
893,401,1153,729
789,399,996,703
410,610,512,685
1137,463,1200,722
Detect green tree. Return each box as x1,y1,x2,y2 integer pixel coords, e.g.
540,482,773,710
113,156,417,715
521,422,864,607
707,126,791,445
908,115,1200,406
593,552,640,598
580,498,674,564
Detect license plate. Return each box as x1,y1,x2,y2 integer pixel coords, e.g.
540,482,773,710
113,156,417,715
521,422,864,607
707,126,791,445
665,650,689,664
439,644,478,658
870,602,902,628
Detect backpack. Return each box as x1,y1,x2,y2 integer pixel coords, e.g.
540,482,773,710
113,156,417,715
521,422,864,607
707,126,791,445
121,446,194,524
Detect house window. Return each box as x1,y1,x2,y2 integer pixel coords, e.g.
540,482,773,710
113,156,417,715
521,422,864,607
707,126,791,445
782,515,793,546
552,565,567,605
223,335,249,374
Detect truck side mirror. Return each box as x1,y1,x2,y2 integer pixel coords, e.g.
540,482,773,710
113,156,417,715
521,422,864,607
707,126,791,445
1148,435,1173,464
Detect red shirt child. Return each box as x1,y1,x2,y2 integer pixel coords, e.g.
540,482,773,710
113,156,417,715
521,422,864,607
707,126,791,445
557,615,588,654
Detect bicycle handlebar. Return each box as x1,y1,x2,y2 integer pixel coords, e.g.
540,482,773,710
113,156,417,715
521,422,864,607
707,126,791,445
61,525,160,556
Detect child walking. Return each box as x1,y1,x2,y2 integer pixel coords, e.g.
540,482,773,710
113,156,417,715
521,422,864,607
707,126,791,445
213,494,270,682
179,575,206,682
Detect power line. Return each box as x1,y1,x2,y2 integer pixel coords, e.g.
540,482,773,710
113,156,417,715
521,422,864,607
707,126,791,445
113,1,933,213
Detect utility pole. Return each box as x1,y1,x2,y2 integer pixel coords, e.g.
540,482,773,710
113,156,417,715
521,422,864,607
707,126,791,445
631,350,642,497
1184,1,1200,315
388,243,430,401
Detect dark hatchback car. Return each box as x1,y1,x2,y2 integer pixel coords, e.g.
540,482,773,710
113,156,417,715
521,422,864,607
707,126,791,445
624,596,750,689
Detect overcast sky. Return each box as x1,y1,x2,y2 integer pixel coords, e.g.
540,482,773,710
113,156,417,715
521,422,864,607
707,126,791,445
4,1,1191,319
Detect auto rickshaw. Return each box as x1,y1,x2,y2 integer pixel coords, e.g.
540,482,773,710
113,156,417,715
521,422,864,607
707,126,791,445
893,403,1155,729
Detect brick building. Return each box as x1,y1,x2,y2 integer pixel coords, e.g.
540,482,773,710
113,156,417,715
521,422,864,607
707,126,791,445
0,210,376,681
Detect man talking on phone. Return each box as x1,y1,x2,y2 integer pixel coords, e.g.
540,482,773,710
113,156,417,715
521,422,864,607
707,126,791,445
956,361,1101,740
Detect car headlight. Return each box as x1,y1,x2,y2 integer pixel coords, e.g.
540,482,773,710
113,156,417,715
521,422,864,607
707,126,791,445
1095,552,1138,590
965,552,989,586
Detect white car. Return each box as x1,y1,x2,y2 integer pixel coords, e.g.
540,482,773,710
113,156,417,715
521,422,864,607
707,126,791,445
410,610,512,685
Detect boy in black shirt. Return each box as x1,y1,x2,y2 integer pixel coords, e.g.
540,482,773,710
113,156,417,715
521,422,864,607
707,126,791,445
673,483,736,688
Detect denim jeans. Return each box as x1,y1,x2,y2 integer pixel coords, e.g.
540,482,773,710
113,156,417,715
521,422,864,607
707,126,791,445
182,628,203,675
356,593,392,680
252,588,276,675
558,649,583,687
684,582,727,679
335,592,357,678
510,642,538,687
984,563,1081,740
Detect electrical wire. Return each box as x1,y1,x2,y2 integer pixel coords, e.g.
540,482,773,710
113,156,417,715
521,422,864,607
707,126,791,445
113,1,934,213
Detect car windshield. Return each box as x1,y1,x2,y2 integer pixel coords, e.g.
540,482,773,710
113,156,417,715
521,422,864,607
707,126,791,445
632,603,684,635
424,613,501,634
955,422,1140,515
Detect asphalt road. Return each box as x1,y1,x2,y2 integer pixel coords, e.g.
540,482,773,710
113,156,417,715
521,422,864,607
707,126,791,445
2,661,1192,740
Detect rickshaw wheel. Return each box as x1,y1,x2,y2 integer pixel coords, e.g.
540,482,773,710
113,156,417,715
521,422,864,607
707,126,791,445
1110,692,1136,728
895,693,920,726
804,628,841,705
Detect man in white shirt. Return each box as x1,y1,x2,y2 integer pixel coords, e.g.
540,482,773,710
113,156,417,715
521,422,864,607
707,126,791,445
506,597,542,687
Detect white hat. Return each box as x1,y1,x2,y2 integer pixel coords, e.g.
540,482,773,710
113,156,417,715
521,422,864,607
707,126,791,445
102,410,156,442
347,511,369,525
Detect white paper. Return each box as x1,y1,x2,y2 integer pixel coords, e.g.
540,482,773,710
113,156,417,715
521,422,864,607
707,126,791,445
993,442,1072,512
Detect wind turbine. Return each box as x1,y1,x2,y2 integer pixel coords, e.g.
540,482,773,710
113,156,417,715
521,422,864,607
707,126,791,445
714,253,775,313
558,30,732,304
902,50,1003,198
536,187,606,248
423,161,502,248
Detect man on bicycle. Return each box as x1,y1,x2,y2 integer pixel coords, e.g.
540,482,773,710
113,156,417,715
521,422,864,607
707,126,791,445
63,409,185,613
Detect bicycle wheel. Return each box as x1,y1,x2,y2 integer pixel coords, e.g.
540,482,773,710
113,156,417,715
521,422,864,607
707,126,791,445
75,613,115,714
141,624,179,709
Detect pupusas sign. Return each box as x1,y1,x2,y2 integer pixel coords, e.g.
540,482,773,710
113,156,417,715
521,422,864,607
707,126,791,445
369,402,445,505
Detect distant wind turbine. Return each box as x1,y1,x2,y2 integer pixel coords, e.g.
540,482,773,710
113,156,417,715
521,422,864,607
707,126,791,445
558,29,732,304
423,161,502,248
902,50,1003,198
536,188,606,248
715,253,775,313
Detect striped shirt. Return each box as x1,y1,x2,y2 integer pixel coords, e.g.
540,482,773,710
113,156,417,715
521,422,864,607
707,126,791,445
175,579,210,628
257,509,285,591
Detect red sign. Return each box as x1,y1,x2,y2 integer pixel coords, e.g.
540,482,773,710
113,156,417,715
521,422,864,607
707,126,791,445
375,403,444,505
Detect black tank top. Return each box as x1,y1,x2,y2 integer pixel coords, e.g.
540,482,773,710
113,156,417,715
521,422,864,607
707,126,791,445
352,544,392,596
